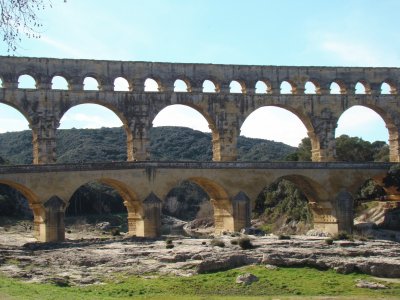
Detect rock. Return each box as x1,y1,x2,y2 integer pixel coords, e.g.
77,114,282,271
48,277,70,287
96,222,111,231
196,254,260,274
236,273,259,285
265,264,278,270
355,279,387,289
240,227,264,236
306,229,330,237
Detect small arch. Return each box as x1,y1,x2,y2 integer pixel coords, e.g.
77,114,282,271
381,81,396,95
174,79,188,92
255,80,270,94
355,81,367,94
305,81,317,94
51,76,69,90
280,80,293,94
83,77,99,91
114,77,130,91
230,80,243,94
330,81,342,94
0,78,3,88
203,80,217,93
144,78,159,92
18,74,36,89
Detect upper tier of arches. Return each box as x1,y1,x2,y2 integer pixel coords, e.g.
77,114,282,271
0,56,398,95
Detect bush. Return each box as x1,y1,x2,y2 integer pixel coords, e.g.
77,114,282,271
333,232,353,241
230,239,238,245
238,237,254,250
210,239,225,247
165,238,173,245
111,228,120,236
166,244,174,249
278,234,291,240
325,238,334,245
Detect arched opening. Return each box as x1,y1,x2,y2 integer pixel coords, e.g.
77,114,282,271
83,77,99,91
280,81,293,94
174,79,188,92
305,81,317,94
162,180,213,236
230,80,242,93
355,82,367,94
162,177,234,235
114,77,130,91
65,181,129,239
381,82,392,95
239,106,309,160
151,104,215,161
0,78,3,88
330,82,342,94
336,105,389,162
58,103,126,163
0,104,31,164
52,76,69,90
203,80,217,93
255,80,269,94
353,176,399,241
144,78,159,92
18,74,36,89
0,181,41,244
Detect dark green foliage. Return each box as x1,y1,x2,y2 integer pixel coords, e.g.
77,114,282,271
383,164,400,191
166,244,174,249
0,184,32,218
333,232,353,240
210,239,225,247
238,237,254,249
0,126,296,164
254,179,312,225
325,238,334,245
285,137,311,161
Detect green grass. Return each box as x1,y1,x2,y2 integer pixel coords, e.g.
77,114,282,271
1,266,400,299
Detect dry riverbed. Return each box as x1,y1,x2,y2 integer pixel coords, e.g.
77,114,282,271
0,225,400,287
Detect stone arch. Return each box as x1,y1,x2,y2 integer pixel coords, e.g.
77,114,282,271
330,79,347,94
83,76,100,91
241,104,314,149
336,104,394,160
355,80,370,94
381,79,397,95
151,103,221,161
0,101,33,127
144,77,161,92
280,80,295,94
202,78,218,93
114,76,130,91
18,74,37,89
174,78,189,92
51,75,69,90
65,178,144,236
0,179,43,239
276,174,338,234
230,80,244,94
305,79,321,94
255,80,272,94
186,177,235,233
174,76,192,92
58,101,132,161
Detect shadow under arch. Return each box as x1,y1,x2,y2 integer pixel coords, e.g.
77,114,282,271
271,174,339,234
58,101,137,161
337,104,396,161
65,178,147,237
0,179,43,240
185,176,236,233
151,103,223,161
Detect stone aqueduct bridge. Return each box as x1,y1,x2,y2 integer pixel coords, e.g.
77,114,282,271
0,57,399,242
0,162,392,242
1,56,400,163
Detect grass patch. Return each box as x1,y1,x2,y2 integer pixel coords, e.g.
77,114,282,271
1,266,400,299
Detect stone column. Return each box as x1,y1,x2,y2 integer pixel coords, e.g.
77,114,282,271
211,111,239,161
232,192,251,231
387,123,400,162
309,202,339,235
30,115,59,164
212,198,234,234
310,109,338,162
39,196,66,242
126,118,150,161
142,192,162,237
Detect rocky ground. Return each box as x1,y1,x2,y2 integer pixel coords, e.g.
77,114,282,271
0,222,400,287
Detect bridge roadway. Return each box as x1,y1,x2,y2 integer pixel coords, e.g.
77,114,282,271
0,161,393,242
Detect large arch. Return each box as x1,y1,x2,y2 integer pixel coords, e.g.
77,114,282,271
240,105,313,160
65,178,145,237
336,105,392,161
58,102,130,162
151,104,221,161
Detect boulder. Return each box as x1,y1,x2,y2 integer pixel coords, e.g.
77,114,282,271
236,273,259,285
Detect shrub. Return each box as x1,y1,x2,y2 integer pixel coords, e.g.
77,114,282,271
165,238,173,245
201,241,207,245
238,237,254,250
166,244,174,249
333,232,353,241
230,239,238,245
210,239,225,247
111,228,120,236
325,238,334,245
278,234,291,240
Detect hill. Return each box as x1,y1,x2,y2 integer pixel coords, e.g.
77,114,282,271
0,126,296,164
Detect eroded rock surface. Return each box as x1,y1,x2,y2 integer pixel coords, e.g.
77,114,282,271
0,229,399,286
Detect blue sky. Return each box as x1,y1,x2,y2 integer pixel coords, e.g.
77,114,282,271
0,0,399,146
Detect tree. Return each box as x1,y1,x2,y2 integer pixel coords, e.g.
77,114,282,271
0,0,57,53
